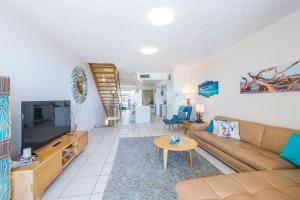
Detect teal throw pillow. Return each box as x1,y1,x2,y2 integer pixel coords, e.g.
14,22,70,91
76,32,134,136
206,120,214,133
280,133,300,167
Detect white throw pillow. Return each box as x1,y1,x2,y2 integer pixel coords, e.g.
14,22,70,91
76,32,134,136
218,121,240,139
212,120,222,135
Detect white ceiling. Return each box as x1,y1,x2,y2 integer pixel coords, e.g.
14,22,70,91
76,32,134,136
6,0,300,85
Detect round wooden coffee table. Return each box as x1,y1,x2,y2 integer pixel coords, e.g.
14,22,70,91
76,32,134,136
154,135,197,169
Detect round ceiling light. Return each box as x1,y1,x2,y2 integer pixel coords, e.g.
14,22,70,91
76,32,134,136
148,7,174,26
141,46,159,55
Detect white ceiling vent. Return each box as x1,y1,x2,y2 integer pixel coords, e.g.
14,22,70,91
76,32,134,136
136,72,169,81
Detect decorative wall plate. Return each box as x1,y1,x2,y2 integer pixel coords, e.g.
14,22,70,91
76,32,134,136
71,66,88,104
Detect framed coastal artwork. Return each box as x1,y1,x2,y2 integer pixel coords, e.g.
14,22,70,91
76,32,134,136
198,80,219,97
240,61,300,94
0,76,11,200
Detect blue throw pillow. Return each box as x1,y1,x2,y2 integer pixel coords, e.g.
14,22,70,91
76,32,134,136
179,112,187,120
280,133,300,167
206,120,214,133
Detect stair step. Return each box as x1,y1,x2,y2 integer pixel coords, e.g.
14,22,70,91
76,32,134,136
89,63,120,117
94,74,115,78
97,83,116,86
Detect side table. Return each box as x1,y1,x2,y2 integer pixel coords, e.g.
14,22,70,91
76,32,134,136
182,121,207,134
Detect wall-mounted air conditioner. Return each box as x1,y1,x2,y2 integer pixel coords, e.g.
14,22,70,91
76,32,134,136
136,72,169,81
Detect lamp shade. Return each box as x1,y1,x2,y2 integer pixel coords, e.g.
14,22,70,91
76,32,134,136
196,104,205,113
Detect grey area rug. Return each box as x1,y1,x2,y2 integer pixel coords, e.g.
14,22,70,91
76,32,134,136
103,137,223,200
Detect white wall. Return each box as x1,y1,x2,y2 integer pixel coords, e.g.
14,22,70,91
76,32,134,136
154,87,166,116
0,3,106,156
173,68,193,94
155,79,175,119
129,91,142,105
191,11,300,130
172,68,195,117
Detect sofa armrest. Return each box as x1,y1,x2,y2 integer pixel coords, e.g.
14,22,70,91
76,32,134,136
190,123,209,132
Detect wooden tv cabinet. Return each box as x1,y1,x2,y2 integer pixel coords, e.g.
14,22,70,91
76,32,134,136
11,131,88,200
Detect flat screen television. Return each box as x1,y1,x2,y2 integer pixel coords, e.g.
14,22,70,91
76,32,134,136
21,100,71,151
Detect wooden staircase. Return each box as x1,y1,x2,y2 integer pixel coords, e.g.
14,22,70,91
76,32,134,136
89,63,121,117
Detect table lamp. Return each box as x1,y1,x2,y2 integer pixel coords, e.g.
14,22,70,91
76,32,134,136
195,104,205,123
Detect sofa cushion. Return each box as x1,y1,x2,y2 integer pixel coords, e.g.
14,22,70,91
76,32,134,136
195,131,295,170
262,126,300,154
215,116,238,121
239,120,266,147
175,169,300,200
214,116,267,147
280,133,300,167
194,137,256,172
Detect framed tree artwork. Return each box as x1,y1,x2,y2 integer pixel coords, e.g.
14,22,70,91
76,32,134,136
240,61,300,94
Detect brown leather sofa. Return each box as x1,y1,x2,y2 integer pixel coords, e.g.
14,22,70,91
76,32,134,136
190,116,299,172
176,169,300,200
175,116,300,200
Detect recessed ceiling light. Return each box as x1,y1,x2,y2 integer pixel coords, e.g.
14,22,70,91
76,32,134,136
141,46,159,55
148,7,174,26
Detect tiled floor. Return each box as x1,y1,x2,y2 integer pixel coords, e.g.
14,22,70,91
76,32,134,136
42,113,235,200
